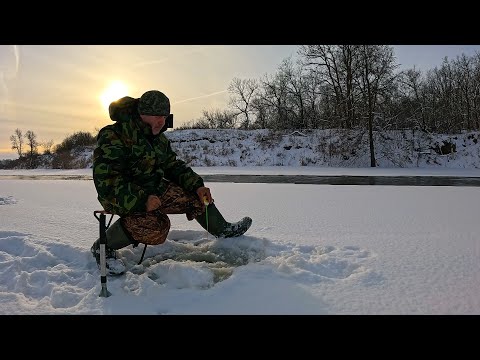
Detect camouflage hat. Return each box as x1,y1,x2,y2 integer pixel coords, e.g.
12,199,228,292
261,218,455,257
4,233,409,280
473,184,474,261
138,90,170,116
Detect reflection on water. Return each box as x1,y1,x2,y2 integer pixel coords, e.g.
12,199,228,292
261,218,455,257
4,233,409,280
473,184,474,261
2,174,480,186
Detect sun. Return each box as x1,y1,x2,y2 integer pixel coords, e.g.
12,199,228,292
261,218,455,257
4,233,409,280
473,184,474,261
100,81,129,111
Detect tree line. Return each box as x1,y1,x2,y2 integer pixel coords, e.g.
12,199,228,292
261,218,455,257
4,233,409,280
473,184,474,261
4,129,96,169
180,45,480,166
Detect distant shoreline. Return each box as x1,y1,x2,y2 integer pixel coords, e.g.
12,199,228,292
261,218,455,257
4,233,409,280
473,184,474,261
2,173,480,186
2,166,480,177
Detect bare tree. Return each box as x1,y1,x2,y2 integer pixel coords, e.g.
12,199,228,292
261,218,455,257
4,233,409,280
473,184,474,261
356,45,398,167
300,66,324,129
453,54,475,130
202,109,237,129
434,58,456,132
228,77,259,129
250,97,268,129
398,67,427,129
41,139,54,155
471,53,480,129
24,130,39,168
260,71,290,129
9,128,23,157
278,57,310,129
299,45,360,128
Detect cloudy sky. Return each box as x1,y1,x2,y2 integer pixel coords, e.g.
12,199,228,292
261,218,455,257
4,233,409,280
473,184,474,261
1,45,480,159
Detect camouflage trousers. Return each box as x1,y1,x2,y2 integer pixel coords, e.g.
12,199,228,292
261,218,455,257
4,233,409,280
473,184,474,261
121,182,205,245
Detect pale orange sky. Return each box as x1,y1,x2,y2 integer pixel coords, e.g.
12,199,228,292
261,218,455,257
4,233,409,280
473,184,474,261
1,45,480,159
0,45,299,158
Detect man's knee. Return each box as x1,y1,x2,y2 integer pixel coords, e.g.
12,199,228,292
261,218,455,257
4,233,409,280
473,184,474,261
122,212,171,245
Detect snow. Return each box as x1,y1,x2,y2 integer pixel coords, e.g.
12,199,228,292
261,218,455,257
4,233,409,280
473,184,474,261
1,128,480,315
1,165,480,314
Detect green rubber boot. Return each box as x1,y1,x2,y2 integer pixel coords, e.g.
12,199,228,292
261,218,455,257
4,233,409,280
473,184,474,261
195,203,252,238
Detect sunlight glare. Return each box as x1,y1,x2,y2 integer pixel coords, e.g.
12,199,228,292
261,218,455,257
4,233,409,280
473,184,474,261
100,81,129,111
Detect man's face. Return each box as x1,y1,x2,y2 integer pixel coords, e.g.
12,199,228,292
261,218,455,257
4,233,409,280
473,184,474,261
140,114,167,135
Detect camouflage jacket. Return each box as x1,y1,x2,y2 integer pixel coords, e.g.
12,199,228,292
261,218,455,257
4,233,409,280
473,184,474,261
93,96,204,216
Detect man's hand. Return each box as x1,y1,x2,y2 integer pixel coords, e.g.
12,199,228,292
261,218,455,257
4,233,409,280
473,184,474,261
146,194,161,212
196,186,213,205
